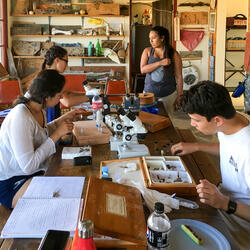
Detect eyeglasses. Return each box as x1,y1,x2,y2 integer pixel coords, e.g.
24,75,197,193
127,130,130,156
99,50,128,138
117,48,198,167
60,58,68,64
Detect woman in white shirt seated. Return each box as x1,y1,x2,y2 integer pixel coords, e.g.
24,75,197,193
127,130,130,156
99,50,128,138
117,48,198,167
0,69,82,209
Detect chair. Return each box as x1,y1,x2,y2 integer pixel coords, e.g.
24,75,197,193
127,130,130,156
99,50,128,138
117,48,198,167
106,80,127,103
60,74,86,109
0,80,22,106
64,74,86,92
0,62,22,106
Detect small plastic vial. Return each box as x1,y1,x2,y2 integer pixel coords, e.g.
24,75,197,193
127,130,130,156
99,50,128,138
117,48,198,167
106,23,110,36
119,23,124,36
147,202,171,250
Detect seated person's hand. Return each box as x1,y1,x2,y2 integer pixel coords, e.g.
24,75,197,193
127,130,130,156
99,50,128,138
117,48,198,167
62,108,86,121
196,179,229,210
57,120,74,138
171,142,198,156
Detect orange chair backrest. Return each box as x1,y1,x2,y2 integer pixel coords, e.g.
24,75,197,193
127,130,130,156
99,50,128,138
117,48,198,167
64,74,86,92
106,80,126,102
0,80,21,105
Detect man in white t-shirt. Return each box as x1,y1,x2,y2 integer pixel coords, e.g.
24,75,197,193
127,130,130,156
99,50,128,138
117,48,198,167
171,81,250,249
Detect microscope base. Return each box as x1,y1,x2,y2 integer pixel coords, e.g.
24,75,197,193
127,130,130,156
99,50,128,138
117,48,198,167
117,144,150,159
110,136,138,151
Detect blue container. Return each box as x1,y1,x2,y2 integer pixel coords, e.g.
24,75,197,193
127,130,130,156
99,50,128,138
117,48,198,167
232,83,245,98
141,107,159,114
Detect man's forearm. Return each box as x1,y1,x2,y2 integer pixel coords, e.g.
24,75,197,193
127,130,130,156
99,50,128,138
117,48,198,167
196,142,220,155
220,196,250,222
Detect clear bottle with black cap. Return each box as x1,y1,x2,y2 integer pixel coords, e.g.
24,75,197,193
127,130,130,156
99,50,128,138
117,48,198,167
147,202,171,249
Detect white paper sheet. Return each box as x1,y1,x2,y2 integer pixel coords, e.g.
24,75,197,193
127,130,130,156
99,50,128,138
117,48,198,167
1,198,81,238
22,176,85,199
1,176,85,238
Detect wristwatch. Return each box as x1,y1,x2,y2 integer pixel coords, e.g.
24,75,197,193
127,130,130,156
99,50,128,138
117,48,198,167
226,199,237,214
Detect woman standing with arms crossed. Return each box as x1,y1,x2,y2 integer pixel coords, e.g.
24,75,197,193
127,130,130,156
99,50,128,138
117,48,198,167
140,26,183,114
0,70,79,209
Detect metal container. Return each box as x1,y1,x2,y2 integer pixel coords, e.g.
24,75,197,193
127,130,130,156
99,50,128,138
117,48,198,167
78,219,94,239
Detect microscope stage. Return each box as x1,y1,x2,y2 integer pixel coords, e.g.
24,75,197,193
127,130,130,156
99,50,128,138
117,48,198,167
110,136,138,151
117,144,150,159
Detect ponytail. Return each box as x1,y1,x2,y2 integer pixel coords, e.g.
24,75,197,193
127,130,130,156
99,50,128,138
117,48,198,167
14,95,30,106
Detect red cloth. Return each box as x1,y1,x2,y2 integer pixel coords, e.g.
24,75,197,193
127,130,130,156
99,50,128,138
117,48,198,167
180,30,205,51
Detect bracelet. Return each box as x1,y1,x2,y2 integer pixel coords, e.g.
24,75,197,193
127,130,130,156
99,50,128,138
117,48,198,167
226,199,237,214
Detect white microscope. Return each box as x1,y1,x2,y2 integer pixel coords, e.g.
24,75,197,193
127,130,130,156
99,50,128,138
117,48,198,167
106,107,150,158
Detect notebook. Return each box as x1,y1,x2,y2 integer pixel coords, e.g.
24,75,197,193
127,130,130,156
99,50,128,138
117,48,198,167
1,176,85,238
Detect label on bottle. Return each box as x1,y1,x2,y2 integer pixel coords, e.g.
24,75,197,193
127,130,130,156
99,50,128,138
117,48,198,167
92,102,103,110
147,226,169,248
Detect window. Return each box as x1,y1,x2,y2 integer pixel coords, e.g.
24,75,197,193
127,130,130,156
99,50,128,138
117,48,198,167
0,0,7,67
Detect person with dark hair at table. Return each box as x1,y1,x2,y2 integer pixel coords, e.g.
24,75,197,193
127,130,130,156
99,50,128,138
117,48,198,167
140,26,183,114
41,45,88,121
0,70,83,210
171,81,250,249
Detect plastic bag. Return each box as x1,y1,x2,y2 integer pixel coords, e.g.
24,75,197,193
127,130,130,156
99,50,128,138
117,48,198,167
114,174,179,213
151,66,165,82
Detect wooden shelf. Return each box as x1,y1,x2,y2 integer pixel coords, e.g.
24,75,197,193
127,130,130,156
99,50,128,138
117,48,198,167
11,14,126,17
12,34,125,38
225,68,244,72
226,49,245,52
182,57,202,61
14,56,108,59
226,25,247,30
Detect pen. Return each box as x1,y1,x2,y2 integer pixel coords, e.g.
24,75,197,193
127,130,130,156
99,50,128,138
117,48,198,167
171,193,176,198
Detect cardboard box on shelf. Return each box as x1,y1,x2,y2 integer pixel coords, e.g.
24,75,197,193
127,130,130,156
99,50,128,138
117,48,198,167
86,3,120,16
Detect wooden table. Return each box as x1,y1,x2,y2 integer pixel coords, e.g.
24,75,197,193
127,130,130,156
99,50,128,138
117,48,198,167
0,110,239,250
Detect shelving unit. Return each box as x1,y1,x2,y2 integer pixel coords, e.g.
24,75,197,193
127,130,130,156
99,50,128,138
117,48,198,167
12,14,125,17
9,7,129,79
12,35,125,38
225,25,246,87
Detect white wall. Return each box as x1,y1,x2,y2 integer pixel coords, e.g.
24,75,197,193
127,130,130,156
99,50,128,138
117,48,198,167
215,0,248,86
227,0,248,16
176,0,210,81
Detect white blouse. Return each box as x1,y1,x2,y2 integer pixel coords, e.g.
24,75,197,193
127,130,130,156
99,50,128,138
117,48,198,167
0,104,56,180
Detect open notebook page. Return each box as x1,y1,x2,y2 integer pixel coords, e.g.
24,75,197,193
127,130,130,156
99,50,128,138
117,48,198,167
22,176,85,199
1,198,82,238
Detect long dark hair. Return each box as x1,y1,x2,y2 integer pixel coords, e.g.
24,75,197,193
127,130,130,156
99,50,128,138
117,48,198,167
151,26,174,61
14,70,65,107
42,46,67,70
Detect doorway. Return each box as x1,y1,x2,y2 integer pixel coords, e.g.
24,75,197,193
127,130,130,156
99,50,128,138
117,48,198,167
130,0,173,93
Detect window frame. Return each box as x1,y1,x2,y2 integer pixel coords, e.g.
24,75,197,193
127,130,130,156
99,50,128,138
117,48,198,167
0,0,7,68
